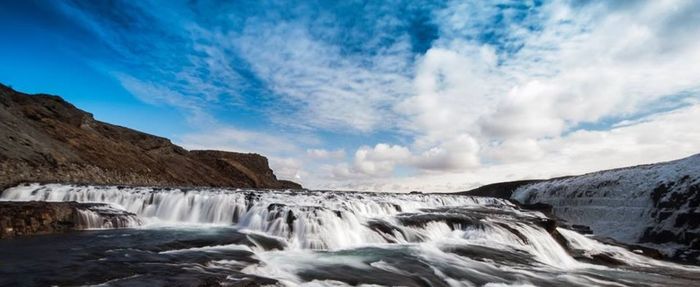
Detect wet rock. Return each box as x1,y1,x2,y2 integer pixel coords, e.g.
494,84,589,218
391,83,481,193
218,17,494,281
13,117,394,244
396,213,482,230
593,236,665,260
367,220,407,243
245,192,259,210
640,228,676,244
232,205,241,223
674,211,700,229
246,233,287,251
569,224,593,235
628,244,664,259
551,229,572,252
577,252,626,266
267,203,285,211
534,218,558,233
0,201,137,238
286,210,296,232
519,202,553,214
152,233,250,252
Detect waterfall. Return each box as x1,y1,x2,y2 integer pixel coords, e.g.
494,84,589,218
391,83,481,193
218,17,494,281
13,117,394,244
0,183,671,270
2,184,505,248
74,205,143,229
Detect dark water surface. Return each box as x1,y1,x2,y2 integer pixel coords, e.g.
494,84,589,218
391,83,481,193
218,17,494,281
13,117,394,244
0,227,274,286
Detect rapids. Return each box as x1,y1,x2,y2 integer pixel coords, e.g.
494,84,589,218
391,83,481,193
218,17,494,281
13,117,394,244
1,183,699,286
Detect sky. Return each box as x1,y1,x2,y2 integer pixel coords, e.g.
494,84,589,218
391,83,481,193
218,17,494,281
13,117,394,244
1,0,699,192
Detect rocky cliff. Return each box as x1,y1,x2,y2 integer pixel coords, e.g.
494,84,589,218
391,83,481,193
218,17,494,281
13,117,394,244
462,154,700,264
456,180,544,199
0,84,301,190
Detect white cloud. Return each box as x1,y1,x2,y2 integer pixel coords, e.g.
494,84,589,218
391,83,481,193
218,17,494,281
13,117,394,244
477,0,700,141
396,45,502,142
269,157,305,182
322,144,412,180
478,81,567,139
58,1,700,191
306,148,346,160
232,21,413,133
412,134,480,171
310,0,700,190
352,144,411,177
483,138,545,164
178,127,301,155
325,137,480,181
316,103,700,192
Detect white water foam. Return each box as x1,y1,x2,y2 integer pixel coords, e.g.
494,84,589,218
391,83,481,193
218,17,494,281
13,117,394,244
3,183,699,286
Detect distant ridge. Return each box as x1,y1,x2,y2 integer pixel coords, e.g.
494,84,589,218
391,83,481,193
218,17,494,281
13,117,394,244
460,154,700,264
0,83,301,190
456,155,696,199
456,179,544,199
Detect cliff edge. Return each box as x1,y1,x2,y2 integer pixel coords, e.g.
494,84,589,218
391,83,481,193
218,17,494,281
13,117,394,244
0,84,301,190
459,154,700,264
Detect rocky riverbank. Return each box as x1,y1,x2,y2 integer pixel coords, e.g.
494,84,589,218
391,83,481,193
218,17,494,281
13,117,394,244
0,200,140,238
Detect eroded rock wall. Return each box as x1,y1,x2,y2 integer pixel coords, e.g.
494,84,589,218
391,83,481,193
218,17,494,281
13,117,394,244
0,84,301,190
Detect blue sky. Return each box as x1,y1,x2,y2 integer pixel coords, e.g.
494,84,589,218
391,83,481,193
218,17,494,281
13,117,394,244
1,0,699,191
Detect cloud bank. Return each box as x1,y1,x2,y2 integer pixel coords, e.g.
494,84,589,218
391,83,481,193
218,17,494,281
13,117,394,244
42,0,700,191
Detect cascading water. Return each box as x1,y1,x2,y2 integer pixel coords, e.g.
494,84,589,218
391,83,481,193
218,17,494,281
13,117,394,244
74,204,143,229
1,183,699,286
1,183,505,250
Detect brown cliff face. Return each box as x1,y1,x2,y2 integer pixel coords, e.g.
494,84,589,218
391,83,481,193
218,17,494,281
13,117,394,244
0,84,301,190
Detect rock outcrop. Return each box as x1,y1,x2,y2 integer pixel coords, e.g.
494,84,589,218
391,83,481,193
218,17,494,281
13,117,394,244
461,154,700,264
0,84,301,190
0,201,140,238
0,201,77,238
456,180,544,199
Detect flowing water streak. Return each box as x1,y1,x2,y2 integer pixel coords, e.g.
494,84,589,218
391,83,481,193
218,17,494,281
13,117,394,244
0,184,629,267
3,183,699,286
74,205,143,229
1,184,510,250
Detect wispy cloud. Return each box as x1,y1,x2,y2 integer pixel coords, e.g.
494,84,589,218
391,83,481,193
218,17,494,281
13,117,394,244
306,148,346,160
36,0,700,191
233,21,413,132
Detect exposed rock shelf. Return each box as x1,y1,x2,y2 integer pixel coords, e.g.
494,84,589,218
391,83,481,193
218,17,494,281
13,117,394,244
0,84,300,190
0,201,141,238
